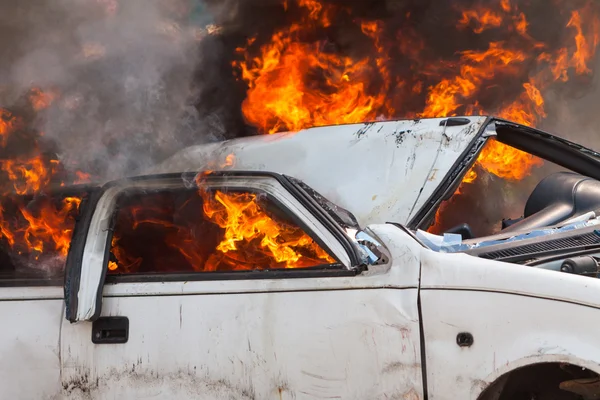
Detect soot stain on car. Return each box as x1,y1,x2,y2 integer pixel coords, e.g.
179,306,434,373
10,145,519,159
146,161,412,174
394,130,412,146
63,368,259,399
355,122,375,139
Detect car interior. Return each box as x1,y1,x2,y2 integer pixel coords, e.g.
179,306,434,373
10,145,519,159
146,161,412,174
418,120,600,277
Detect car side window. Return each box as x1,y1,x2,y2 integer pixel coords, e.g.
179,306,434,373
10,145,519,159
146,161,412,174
0,193,82,285
107,187,337,275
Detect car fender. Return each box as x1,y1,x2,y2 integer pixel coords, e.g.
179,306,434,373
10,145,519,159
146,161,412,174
419,248,600,399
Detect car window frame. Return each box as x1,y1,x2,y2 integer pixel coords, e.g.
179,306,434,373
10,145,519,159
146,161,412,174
103,184,347,282
66,171,361,322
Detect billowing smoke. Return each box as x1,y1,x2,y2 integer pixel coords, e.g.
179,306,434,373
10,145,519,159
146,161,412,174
0,0,225,182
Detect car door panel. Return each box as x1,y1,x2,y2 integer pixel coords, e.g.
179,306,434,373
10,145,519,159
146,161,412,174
61,286,421,399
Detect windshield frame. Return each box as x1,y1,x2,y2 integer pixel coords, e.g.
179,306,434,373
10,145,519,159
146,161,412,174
409,117,600,233
284,175,361,231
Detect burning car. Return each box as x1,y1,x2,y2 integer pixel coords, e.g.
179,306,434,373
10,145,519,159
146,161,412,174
3,115,600,399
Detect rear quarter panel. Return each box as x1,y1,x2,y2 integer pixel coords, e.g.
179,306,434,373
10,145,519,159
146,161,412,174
420,249,600,399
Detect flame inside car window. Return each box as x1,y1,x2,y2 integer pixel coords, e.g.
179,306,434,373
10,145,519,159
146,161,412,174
108,187,335,274
428,139,568,237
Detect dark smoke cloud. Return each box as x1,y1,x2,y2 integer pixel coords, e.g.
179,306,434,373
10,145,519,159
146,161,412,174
0,0,226,182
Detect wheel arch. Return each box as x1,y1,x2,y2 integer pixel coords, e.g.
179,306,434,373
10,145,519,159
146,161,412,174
476,357,600,400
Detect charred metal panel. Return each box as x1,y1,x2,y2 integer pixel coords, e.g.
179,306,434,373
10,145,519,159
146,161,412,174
150,117,487,227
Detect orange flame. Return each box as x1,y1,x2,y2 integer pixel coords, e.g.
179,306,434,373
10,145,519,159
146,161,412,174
109,188,334,273
458,9,503,34
568,9,600,75
0,196,81,261
514,12,528,36
74,171,91,184
201,190,334,271
233,1,387,134
455,6,600,190
1,157,59,195
0,104,84,267
419,42,527,118
500,0,511,13
223,154,236,168
29,88,58,111
299,0,332,25
19,197,81,257
0,109,19,147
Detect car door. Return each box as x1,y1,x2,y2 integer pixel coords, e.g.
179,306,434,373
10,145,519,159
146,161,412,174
59,172,425,399
0,188,93,399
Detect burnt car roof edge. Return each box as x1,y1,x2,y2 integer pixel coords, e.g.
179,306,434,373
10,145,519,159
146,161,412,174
493,118,600,181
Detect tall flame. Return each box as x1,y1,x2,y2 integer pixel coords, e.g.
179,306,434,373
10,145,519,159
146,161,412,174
568,9,600,75
233,0,600,237
109,188,334,273
234,0,600,185
0,93,85,271
201,190,334,271
233,2,388,134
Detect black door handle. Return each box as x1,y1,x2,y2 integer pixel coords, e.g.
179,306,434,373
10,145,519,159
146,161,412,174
92,316,129,344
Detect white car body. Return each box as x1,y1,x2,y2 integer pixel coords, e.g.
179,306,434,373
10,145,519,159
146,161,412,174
3,116,600,400
150,116,488,227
